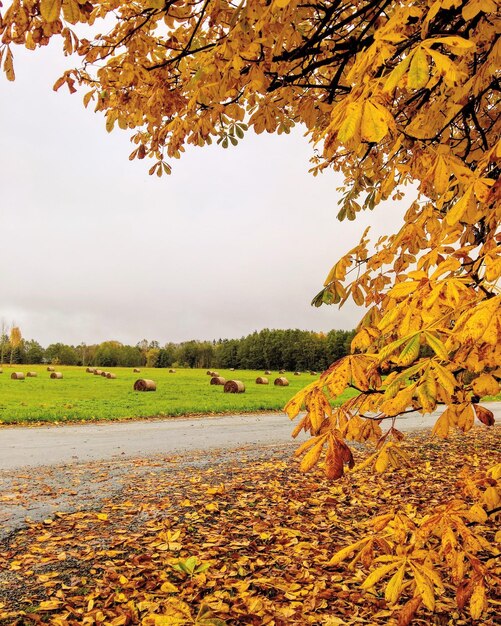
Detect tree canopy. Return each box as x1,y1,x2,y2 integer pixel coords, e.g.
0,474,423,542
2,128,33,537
1,0,500,622
2,0,498,456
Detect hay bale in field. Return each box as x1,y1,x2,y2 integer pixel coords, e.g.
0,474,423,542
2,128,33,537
86,367,95,373
101,371,109,377
310,371,317,375
94,370,103,376
256,376,269,385
134,379,156,392
264,370,271,375
26,372,37,377
294,371,301,376
224,380,245,393
133,368,141,373
274,377,289,386
230,368,235,371
106,373,117,379
169,369,176,373
47,366,55,372
211,371,220,377
210,376,226,385
279,369,285,374
50,372,63,379
0,369,3,374
206,370,212,375
11,372,25,380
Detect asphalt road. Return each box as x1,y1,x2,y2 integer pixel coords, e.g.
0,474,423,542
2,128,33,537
2,404,500,470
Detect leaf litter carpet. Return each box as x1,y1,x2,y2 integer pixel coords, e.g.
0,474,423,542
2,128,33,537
0,427,499,625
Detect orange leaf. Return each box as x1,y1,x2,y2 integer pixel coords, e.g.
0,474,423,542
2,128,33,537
397,595,422,626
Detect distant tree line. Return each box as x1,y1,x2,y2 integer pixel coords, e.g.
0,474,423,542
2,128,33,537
0,326,354,371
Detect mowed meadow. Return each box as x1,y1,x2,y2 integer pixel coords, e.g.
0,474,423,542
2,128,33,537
0,366,357,425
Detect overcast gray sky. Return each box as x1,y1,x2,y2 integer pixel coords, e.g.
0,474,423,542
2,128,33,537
1,43,406,347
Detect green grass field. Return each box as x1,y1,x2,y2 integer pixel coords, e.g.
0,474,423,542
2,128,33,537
0,366,357,425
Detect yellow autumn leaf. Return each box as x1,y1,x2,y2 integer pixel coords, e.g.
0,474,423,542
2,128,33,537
375,448,390,473
432,363,456,395
388,281,419,299
329,537,371,565
385,561,406,605
472,373,499,397
323,357,351,396
462,0,497,20
411,566,435,611
397,334,421,366
433,155,450,194
361,560,401,589
467,504,487,523
62,0,80,24
460,299,500,341
446,185,474,225
3,47,15,82
483,486,501,510
361,101,389,143
160,581,179,593
423,331,449,361
350,356,370,390
337,101,363,143
380,385,415,416
39,600,63,610
40,0,62,22
469,583,486,620
299,436,326,472
408,47,429,89
432,36,476,53
96,513,108,521
432,409,450,438
383,55,412,92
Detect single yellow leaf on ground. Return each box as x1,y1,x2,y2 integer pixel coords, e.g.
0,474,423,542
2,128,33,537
361,561,400,589
385,562,406,605
469,583,487,620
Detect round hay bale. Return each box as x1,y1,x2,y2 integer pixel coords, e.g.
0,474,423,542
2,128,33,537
47,366,55,372
224,380,245,393
206,370,212,375
279,369,285,374
211,371,220,377
169,369,176,373
50,372,63,379
134,379,156,392
106,373,117,379
310,371,317,375
11,372,25,380
133,368,141,373
26,372,38,378
94,369,103,376
86,367,95,373
294,371,301,376
210,376,226,385
264,370,271,375
256,376,269,385
230,368,235,371
0,369,3,374
274,377,289,386
101,371,109,377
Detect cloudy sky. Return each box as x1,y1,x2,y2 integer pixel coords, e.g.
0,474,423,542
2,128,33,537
1,43,406,347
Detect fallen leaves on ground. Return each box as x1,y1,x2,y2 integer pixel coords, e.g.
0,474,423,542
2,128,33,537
1,427,500,625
